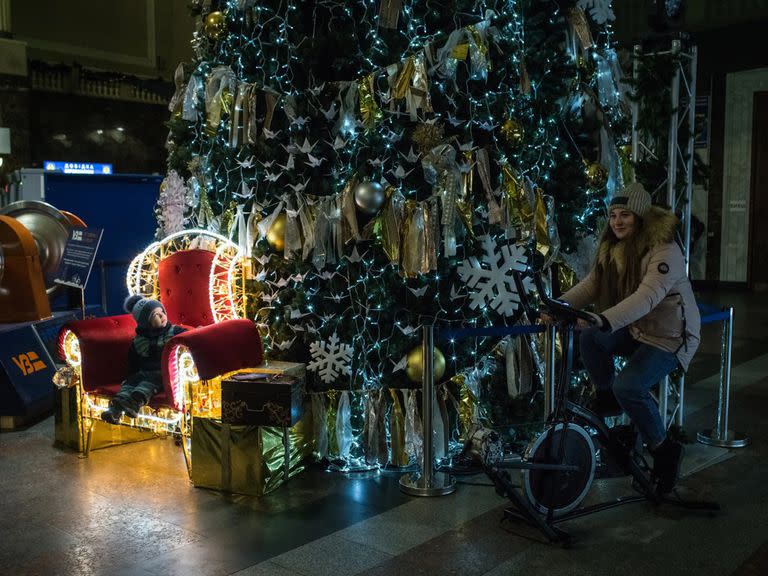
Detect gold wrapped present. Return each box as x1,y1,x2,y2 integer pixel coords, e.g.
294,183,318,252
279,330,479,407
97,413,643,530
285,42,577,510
190,415,313,496
189,361,305,420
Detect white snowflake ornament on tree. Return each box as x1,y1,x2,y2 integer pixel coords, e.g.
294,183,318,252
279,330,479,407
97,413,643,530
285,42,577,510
576,0,615,24
457,235,533,317
307,332,353,384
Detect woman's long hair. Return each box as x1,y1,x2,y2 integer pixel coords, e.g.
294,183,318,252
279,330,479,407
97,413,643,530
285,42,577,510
593,215,648,310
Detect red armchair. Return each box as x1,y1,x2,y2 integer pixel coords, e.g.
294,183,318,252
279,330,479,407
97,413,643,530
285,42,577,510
58,231,262,475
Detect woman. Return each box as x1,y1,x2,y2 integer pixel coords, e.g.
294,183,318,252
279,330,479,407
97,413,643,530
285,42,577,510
557,182,700,494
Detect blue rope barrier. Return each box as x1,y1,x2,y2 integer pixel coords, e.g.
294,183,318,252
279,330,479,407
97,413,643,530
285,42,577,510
438,324,546,342
698,303,731,325
700,310,731,325
439,304,731,341
697,302,723,316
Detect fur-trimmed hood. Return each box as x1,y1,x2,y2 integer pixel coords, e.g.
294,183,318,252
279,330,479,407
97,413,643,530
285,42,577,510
597,206,679,275
559,205,699,371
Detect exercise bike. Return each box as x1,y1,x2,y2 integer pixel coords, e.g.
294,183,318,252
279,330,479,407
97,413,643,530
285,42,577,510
485,278,719,545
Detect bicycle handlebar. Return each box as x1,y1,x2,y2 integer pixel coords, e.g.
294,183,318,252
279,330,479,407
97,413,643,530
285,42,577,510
532,272,598,326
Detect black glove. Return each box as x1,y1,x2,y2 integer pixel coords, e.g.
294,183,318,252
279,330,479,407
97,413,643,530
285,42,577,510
583,311,611,332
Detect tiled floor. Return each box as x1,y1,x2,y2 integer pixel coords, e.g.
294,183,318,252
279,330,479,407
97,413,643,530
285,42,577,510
2,288,767,575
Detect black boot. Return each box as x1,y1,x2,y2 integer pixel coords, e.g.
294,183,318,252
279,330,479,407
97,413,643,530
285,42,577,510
652,438,684,494
121,396,140,418
100,401,123,424
123,391,149,418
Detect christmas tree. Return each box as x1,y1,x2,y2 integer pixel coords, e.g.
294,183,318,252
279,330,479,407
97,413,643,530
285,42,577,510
164,0,630,465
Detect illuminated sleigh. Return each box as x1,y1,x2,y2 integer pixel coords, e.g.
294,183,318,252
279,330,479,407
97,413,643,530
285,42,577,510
58,230,263,474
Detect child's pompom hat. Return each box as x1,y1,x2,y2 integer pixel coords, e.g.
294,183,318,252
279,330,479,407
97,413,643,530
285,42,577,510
124,294,164,328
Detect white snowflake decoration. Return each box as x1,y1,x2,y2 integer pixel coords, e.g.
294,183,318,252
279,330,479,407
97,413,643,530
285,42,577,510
576,0,615,24
457,235,533,317
307,332,353,384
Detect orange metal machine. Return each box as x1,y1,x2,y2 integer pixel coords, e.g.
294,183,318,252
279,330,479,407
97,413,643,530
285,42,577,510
0,215,52,322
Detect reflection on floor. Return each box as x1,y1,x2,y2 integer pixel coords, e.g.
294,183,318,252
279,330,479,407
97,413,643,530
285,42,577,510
1,288,767,575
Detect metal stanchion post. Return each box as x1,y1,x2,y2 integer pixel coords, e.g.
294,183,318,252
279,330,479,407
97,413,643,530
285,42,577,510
544,325,556,420
400,324,456,496
660,376,669,427
100,260,107,314
698,307,750,448
677,374,685,428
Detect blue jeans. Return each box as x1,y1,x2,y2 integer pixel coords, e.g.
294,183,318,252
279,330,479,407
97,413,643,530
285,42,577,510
579,327,679,447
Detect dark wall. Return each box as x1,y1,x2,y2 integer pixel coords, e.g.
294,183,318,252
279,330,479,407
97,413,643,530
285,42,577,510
27,92,169,175
693,20,768,281
0,75,31,187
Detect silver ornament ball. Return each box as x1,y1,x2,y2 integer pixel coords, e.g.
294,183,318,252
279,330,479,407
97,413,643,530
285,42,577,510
354,181,385,215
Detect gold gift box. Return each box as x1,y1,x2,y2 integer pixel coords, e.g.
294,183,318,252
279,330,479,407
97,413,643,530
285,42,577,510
189,361,310,496
189,361,306,420
190,416,313,496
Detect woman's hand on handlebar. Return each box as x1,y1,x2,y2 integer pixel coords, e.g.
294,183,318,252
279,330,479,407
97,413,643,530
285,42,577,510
576,311,604,330
539,309,606,330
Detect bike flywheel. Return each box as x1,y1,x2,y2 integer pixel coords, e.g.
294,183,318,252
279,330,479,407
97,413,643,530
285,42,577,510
523,423,596,516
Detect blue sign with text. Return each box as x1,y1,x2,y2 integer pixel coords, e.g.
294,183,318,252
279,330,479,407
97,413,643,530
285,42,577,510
44,161,113,175
54,227,104,289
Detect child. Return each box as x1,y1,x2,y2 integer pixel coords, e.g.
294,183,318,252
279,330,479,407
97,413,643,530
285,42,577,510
101,295,186,424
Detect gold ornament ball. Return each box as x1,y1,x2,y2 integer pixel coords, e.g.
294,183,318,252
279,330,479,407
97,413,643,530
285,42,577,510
204,11,227,40
266,213,286,251
618,144,632,159
406,346,446,383
585,162,608,188
501,117,525,147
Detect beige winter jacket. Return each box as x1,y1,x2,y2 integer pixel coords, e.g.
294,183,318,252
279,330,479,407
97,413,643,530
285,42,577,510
560,208,700,371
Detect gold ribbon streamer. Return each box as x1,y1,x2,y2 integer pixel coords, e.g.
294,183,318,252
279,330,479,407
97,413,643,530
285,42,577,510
378,187,403,263
451,43,469,60
476,148,502,225
454,375,477,440
358,73,384,131
520,59,531,95
340,175,362,243
393,57,415,100
230,83,246,147
567,7,594,50
467,23,491,78
410,52,433,118
363,389,388,466
388,389,409,467
263,89,279,132
502,166,533,230
221,200,238,236
245,85,260,143
557,261,578,294
400,199,438,278
534,188,549,258
197,187,215,229
422,143,460,257
467,25,489,60
378,0,401,29
458,150,475,239
326,390,338,455
205,67,236,136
